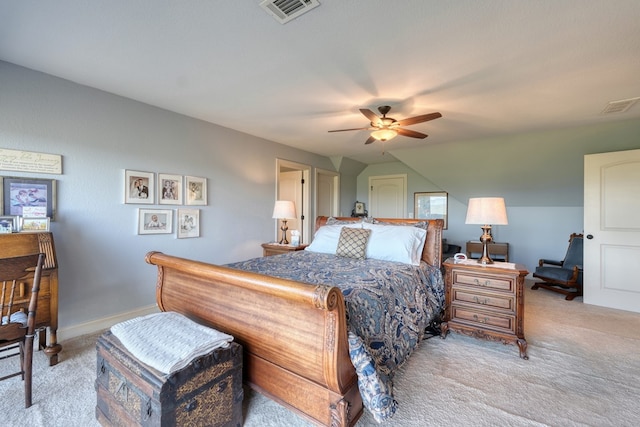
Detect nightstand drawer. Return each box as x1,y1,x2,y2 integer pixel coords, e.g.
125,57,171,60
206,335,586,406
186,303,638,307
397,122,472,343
451,305,515,334
453,272,514,292
451,287,515,312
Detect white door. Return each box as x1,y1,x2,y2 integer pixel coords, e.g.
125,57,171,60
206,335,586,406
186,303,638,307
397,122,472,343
316,169,340,217
368,174,407,218
584,149,640,313
277,159,311,244
279,170,302,236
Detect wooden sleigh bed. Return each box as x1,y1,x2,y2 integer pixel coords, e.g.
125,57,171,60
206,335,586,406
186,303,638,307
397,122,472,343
145,216,443,426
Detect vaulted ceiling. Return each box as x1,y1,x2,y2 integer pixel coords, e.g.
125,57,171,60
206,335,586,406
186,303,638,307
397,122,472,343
1,1,639,169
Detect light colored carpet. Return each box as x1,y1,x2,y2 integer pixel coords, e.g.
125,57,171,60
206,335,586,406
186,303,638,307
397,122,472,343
2,283,639,426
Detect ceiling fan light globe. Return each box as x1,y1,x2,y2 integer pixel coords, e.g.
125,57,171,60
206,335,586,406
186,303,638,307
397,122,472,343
371,128,398,142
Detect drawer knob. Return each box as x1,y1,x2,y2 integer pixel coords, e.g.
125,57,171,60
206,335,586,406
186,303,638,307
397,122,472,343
473,278,492,287
473,296,490,305
472,314,489,324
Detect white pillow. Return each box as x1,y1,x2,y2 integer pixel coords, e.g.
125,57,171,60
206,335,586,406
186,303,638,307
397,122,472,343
362,223,427,265
305,224,362,254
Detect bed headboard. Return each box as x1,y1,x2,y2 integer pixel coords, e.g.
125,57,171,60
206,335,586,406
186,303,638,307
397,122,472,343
314,216,443,268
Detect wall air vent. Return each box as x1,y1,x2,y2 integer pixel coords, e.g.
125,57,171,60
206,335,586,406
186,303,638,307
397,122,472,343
601,97,640,114
260,0,320,24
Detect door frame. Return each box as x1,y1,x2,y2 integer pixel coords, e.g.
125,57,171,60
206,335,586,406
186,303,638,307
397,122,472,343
315,168,340,218
276,159,312,244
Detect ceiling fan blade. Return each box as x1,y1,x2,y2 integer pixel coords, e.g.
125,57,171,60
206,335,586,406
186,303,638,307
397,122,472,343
397,112,442,126
328,127,370,133
397,128,428,139
360,108,382,126
364,135,376,145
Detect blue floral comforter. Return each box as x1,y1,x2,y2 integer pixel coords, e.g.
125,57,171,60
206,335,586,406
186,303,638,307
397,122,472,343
225,250,444,422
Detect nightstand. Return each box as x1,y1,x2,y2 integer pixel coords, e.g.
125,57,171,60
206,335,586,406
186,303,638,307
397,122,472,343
261,243,308,257
441,259,529,359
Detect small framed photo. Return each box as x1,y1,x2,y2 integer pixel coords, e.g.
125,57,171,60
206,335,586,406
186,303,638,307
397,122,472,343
158,174,182,205
125,170,155,204
177,208,200,239
138,209,173,235
414,191,448,229
1,176,56,219
22,217,50,232
0,215,17,233
185,176,207,206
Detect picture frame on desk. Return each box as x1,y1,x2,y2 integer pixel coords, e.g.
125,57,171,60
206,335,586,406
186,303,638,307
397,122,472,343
22,217,50,232
0,215,21,233
414,191,448,229
1,176,56,220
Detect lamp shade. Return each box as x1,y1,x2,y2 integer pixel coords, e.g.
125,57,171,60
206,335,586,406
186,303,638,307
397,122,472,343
465,197,508,225
272,200,296,219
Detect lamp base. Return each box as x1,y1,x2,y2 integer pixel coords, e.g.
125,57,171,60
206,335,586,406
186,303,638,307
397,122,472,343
477,225,494,265
278,220,289,245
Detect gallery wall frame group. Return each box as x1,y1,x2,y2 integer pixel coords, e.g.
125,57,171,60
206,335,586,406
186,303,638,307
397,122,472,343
125,170,207,206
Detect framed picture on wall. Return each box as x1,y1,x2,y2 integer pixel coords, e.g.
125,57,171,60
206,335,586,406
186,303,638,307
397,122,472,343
177,208,200,239
1,176,56,220
124,170,155,204
414,191,448,229
158,173,182,205
185,176,207,206
138,209,173,235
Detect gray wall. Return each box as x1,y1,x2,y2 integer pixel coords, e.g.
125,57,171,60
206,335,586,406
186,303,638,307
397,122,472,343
0,61,338,335
357,161,585,272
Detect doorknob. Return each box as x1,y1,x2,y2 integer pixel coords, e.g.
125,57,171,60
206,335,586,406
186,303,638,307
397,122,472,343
586,234,594,239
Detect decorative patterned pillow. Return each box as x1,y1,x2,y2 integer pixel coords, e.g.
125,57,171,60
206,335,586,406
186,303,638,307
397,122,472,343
336,227,372,260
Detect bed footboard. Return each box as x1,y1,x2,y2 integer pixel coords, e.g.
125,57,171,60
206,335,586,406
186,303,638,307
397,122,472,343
145,251,362,427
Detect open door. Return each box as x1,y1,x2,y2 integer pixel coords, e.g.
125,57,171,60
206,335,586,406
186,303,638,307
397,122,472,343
277,159,311,244
315,168,340,218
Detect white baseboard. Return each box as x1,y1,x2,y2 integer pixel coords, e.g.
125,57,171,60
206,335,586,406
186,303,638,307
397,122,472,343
57,304,160,342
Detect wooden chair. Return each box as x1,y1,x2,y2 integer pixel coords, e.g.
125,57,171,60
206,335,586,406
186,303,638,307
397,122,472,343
0,253,45,408
532,233,583,300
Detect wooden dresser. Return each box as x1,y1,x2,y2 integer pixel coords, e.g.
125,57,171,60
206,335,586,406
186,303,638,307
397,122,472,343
441,259,529,359
0,232,61,365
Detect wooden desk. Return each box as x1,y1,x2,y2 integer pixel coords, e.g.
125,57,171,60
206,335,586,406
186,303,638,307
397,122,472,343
466,241,509,262
0,232,61,365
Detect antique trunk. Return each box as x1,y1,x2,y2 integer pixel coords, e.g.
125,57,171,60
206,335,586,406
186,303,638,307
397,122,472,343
95,330,243,427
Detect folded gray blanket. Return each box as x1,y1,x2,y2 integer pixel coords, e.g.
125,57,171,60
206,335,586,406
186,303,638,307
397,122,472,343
111,312,233,375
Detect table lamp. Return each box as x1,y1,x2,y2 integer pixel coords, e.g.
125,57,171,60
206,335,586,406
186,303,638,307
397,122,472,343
465,197,508,264
272,200,296,244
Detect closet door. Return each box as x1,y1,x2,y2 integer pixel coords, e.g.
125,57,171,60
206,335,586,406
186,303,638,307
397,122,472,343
584,148,640,313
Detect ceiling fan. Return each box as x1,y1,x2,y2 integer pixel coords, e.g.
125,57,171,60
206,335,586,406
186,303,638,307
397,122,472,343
328,106,442,145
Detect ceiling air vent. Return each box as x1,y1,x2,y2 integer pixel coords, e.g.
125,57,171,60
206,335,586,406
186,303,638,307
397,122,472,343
260,0,320,24
601,97,640,114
